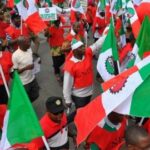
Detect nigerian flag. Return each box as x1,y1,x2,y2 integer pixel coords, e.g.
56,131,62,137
14,0,46,34
0,72,43,150
97,19,119,81
126,16,150,69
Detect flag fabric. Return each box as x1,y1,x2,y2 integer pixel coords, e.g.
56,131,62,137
126,16,150,69
6,0,14,8
136,0,150,23
14,0,47,34
74,56,150,145
0,71,43,150
97,20,119,81
110,0,123,14
126,0,141,38
70,0,85,23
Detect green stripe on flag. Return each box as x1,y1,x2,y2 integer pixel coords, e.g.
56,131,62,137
130,76,150,117
14,0,21,4
7,71,43,145
136,16,150,58
101,19,119,61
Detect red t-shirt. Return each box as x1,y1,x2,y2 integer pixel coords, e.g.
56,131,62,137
87,118,126,150
0,51,12,85
30,113,67,149
64,48,94,88
5,24,30,50
48,26,64,47
0,21,9,39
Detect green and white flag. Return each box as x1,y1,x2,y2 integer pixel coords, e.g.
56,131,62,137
97,20,119,81
126,16,150,69
0,72,43,150
115,56,150,116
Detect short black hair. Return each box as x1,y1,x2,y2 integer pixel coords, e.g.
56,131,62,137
125,125,148,145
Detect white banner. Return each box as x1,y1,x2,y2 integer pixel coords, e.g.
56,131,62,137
39,7,57,21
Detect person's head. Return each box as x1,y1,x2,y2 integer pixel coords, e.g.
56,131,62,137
10,10,21,28
0,10,4,20
54,17,61,27
71,39,85,59
107,112,124,125
75,11,82,21
18,36,31,51
72,22,80,34
125,125,150,150
46,96,65,124
99,11,105,18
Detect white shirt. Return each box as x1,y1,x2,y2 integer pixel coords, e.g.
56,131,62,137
12,48,35,85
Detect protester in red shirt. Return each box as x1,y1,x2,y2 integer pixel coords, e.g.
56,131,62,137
0,10,9,40
0,39,12,104
86,112,127,150
5,11,30,51
29,96,70,150
45,17,65,83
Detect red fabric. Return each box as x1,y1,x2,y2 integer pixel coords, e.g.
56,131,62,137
74,95,106,145
48,26,64,47
105,5,111,25
12,143,39,150
0,51,12,85
65,32,82,42
112,141,125,150
115,17,122,38
87,118,126,150
102,66,138,91
26,12,47,34
5,24,30,50
136,2,150,23
53,0,64,4
31,113,67,148
92,17,106,35
6,0,14,8
64,48,94,88
0,21,9,39
143,119,150,133
119,43,133,63
0,104,7,128
86,5,96,24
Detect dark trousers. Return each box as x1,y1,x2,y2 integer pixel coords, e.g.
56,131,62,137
72,95,92,109
24,78,39,102
0,84,8,104
52,55,65,75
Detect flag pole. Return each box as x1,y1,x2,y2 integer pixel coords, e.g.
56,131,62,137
42,136,51,150
21,17,23,35
139,117,145,126
0,65,10,98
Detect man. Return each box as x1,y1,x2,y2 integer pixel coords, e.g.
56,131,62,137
45,17,65,83
5,10,30,51
63,35,106,109
86,112,127,150
30,96,70,150
12,36,39,102
113,125,150,150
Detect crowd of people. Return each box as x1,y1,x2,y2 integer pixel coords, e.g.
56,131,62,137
0,0,150,149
